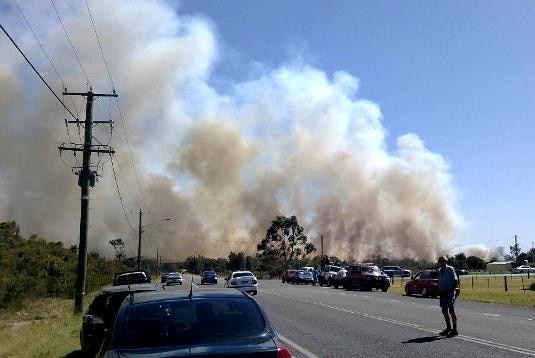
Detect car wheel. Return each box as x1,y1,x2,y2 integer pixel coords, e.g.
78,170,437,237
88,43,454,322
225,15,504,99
422,287,429,298
381,287,388,292
334,282,338,289
405,285,411,296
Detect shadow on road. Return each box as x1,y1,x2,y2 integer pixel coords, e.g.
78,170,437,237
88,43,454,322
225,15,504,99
61,350,85,358
402,335,447,344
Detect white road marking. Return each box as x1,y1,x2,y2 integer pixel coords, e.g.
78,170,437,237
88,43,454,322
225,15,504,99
390,299,399,302
429,305,440,308
339,292,346,295
278,333,321,358
362,296,369,298
482,313,500,317
266,291,535,357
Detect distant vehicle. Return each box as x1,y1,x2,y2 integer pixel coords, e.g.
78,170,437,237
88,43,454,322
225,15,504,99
345,264,390,292
332,267,348,289
113,270,151,286
291,269,314,285
80,283,157,354
200,270,218,285
225,271,258,295
319,265,341,286
98,289,293,358
382,265,411,277
160,272,169,283
281,269,297,283
299,266,315,272
512,265,535,274
404,269,439,297
454,268,469,276
165,272,183,286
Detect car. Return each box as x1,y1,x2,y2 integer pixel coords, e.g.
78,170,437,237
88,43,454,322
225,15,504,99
512,265,535,274
345,263,390,292
319,265,341,286
281,269,297,283
404,269,440,297
454,268,469,276
290,269,315,284
165,272,184,286
98,289,293,358
113,270,151,286
201,270,218,284
382,265,411,277
80,283,158,354
332,267,348,288
225,271,258,295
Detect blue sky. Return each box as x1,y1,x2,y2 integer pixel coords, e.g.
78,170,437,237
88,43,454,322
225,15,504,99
178,0,535,253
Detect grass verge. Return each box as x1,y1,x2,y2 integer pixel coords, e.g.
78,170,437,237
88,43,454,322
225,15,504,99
389,275,535,307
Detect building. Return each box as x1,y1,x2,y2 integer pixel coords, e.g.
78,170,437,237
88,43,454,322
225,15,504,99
487,261,514,273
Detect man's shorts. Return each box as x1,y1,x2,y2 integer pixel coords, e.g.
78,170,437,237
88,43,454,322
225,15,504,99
439,290,456,309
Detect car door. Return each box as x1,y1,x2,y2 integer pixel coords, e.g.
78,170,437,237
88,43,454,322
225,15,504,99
410,272,423,293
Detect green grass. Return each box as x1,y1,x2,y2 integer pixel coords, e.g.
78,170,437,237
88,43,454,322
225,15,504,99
389,275,535,307
0,293,96,358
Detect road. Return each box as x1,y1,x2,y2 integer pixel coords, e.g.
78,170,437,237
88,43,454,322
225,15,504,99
168,277,535,358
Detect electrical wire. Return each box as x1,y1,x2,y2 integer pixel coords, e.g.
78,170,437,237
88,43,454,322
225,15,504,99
0,23,77,120
85,0,114,90
110,154,136,232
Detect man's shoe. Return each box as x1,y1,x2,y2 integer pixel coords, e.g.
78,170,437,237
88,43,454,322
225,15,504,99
447,329,458,337
439,328,451,336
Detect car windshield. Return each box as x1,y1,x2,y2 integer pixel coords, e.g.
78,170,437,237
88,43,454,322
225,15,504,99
168,273,181,277
117,298,266,348
362,266,380,273
233,272,253,278
203,272,215,276
330,267,341,272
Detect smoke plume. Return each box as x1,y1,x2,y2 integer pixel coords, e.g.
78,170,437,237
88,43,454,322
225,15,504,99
0,0,462,261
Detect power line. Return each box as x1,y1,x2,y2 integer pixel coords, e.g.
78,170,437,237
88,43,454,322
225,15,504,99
110,154,136,232
85,0,114,90
50,0,91,87
0,22,77,120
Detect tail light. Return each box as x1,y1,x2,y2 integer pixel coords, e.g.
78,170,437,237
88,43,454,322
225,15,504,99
276,346,293,358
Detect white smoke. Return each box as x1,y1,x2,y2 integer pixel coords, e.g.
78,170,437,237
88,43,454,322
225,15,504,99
0,0,463,260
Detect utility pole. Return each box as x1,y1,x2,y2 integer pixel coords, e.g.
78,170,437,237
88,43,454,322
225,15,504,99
514,234,519,262
138,209,143,270
59,88,117,314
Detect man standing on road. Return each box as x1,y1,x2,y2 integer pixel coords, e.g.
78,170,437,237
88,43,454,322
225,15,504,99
437,256,459,337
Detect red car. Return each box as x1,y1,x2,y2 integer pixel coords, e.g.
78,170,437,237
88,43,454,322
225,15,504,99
404,269,439,297
281,269,297,283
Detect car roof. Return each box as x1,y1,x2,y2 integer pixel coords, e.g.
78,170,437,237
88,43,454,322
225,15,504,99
127,288,248,305
101,283,158,294
231,270,254,274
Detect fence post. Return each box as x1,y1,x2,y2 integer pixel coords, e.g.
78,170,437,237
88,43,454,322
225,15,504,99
471,276,474,289
522,276,525,293
487,278,490,288
504,276,508,292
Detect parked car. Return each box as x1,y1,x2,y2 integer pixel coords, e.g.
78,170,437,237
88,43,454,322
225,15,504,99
201,270,218,284
454,268,469,276
345,264,390,292
225,271,258,295
113,270,151,286
165,272,183,286
382,265,411,277
512,265,535,274
80,283,158,354
282,269,297,283
332,267,348,289
98,289,293,357
404,269,439,297
319,265,341,286
291,269,315,284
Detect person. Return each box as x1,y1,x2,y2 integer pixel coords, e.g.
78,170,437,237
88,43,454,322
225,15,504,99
437,256,460,337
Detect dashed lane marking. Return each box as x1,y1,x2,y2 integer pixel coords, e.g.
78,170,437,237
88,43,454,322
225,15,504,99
278,334,321,358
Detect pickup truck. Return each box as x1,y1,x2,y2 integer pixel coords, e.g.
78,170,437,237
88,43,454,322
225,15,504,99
382,266,411,277
319,265,341,286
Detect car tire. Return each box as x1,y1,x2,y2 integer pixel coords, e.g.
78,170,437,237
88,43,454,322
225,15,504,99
334,282,339,289
405,286,411,296
381,287,388,292
422,287,429,298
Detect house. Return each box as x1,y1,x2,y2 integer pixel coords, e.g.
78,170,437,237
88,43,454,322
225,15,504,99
487,261,514,273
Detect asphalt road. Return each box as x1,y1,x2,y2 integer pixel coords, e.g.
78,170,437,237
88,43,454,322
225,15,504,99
167,277,535,358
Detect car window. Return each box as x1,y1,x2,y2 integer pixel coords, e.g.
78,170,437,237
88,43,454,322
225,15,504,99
233,272,253,278
87,294,108,316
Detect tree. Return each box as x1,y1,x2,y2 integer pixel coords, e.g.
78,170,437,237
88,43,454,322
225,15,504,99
510,240,521,262
256,215,316,276
466,256,486,271
109,238,126,262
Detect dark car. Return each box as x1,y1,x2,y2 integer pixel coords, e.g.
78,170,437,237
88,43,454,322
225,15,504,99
454,267,469,276
201,270,218,285
80,283,158,354
291,269,315,285
113,270,151,286
345,263,390,292
382,265,412,278
98,289,293,358
281,269,297,283
404,269,439,297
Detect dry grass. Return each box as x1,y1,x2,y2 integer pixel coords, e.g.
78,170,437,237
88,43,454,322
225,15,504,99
0,293,96,358
389,275,535,307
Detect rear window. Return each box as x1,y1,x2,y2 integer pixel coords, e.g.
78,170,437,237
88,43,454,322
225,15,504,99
115,273,147,285
329,267,341,272
233,272,253,278
116,298,266,348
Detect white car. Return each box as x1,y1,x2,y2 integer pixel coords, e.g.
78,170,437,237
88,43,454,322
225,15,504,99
512,265,535,274
165,272,183,285
225,271,258,295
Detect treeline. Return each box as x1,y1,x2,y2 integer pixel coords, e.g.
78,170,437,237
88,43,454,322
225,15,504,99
0,221,127,310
